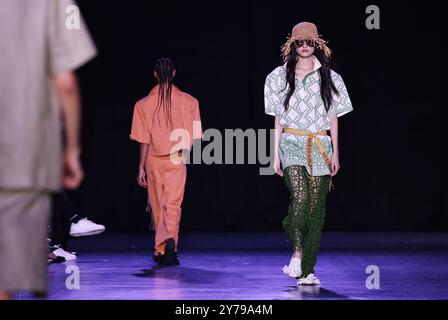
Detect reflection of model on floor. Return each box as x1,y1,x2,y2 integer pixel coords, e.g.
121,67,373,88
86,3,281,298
47,191,105,263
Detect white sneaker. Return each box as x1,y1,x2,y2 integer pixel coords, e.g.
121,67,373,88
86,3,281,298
52,246,77,261
297,273,320,286
70,218,105,237
282,257,302,278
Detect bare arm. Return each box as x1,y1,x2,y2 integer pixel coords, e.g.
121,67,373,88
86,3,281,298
137,143,149,188
54,72,81,154
274,116,283,155
273,115,284,176
139,143,149,169
329,115,340,176
53,71,83,189
329,115,339,154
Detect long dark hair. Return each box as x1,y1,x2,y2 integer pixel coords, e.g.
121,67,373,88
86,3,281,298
283,44,339,112
153,58,175,128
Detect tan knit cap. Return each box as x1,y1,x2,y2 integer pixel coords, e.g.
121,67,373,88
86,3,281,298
281,22,332,61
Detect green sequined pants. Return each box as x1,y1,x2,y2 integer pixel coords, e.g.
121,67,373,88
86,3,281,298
282,165,331,278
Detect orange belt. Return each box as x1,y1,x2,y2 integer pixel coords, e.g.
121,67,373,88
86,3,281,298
154,150,184,161
283,128,332,176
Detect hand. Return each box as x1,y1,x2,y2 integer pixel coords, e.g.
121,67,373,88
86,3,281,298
63,148,84,189
330,152,340,177
273,155,284,177
137,167,147,188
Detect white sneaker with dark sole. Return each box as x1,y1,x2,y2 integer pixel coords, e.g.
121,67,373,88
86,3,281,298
297,273,320,286
70,218,106,237
51,246,77,261
282,257,302,278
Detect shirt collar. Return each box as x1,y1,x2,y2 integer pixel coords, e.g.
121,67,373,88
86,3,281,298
311,55,322,71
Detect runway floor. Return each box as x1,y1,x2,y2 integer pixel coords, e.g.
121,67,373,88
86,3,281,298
15,232,448,300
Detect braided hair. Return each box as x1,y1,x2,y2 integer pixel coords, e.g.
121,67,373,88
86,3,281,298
153,58,175,128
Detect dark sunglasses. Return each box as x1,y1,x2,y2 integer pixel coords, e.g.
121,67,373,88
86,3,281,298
294,39,317,48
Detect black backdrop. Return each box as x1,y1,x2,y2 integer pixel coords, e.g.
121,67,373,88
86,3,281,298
69,0,447,232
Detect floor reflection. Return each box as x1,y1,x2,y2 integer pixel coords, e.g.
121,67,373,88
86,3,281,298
283,285,350,300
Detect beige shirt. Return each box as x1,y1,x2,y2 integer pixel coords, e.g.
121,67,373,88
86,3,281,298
0,0,97,191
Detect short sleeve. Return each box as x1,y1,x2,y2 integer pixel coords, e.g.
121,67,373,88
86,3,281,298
328,73,354,118
192,99,203,140
130,102,151,144
264,68,285,116
47,0,97,75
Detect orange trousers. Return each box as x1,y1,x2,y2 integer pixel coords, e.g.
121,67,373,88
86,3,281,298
145,151,187,255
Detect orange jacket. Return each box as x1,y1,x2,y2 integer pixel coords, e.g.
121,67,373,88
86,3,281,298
130,84,202,156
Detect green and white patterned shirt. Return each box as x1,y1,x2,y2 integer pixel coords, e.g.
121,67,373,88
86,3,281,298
264,55,353,176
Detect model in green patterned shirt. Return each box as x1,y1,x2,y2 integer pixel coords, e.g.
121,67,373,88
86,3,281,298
264,22,353,286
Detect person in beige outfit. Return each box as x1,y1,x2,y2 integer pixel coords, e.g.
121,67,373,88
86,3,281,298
0,0,97,299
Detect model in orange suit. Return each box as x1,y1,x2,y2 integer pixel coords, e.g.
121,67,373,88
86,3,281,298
130,58,202,266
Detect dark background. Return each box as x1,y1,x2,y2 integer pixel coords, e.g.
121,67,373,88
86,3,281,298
69,0,447,232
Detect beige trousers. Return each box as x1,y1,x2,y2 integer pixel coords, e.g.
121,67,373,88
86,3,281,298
0,191,50,292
